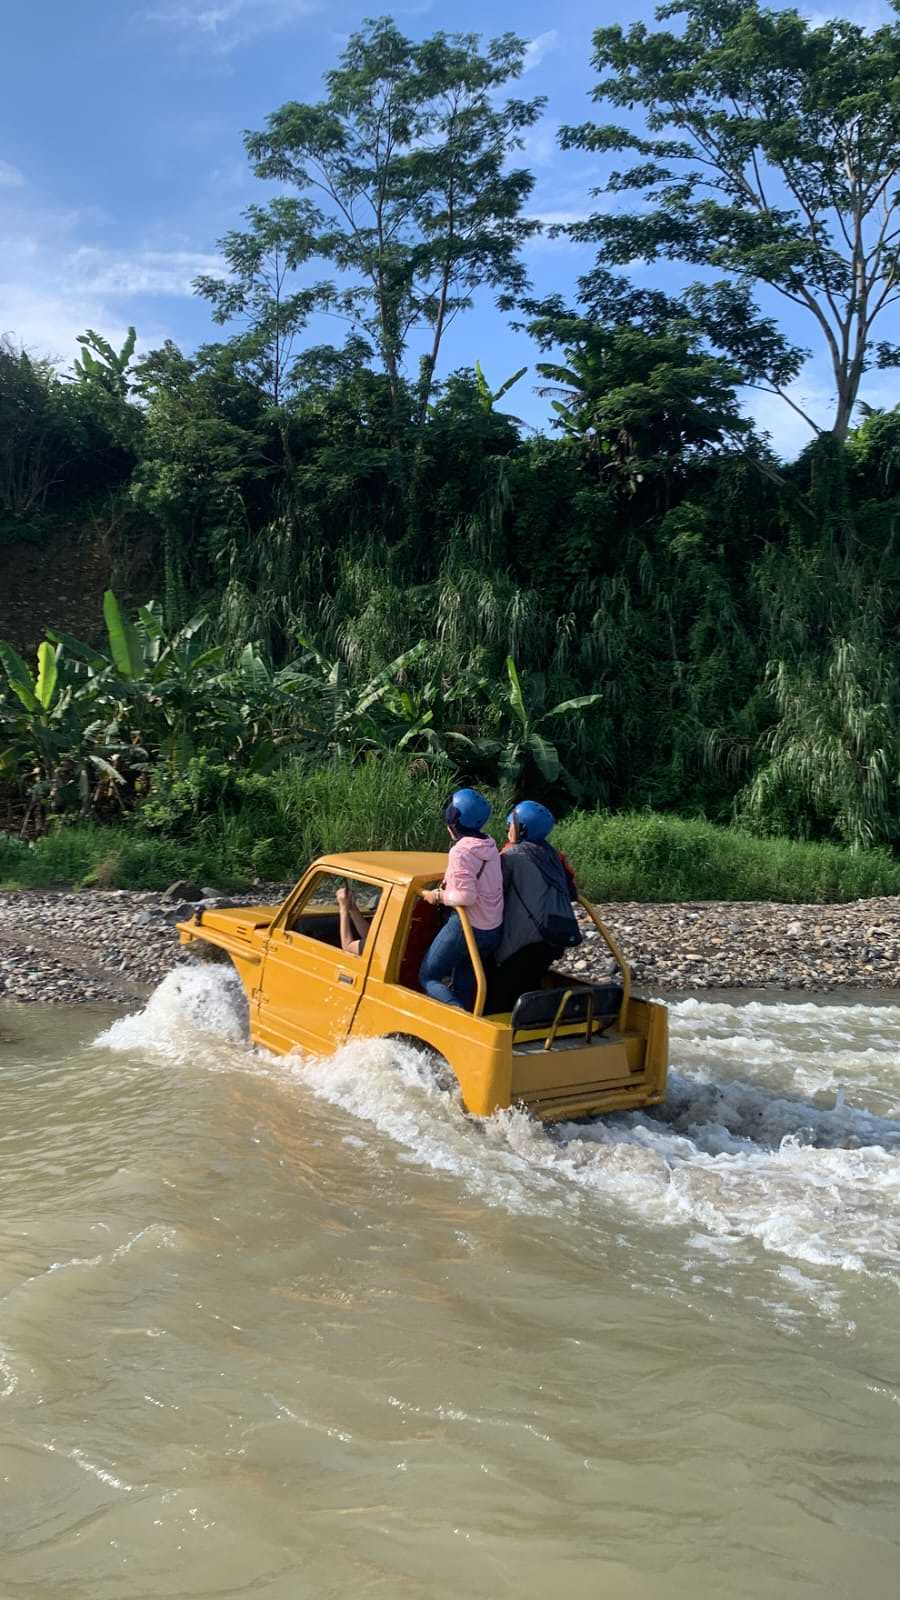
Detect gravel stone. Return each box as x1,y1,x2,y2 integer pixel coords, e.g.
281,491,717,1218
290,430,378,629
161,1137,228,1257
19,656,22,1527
0,883,290,1005
160,902,196,924
0,885,897,1005
558,898,900,997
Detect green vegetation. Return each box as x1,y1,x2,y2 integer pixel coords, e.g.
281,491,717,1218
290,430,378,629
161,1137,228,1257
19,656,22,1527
2,771,897,903
2,4,900,895
560,0,900,441
0,757,455,890
554,812,900,905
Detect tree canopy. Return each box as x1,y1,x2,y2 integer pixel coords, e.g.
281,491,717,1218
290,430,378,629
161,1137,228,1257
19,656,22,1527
562,0,900,440
198,17,543,432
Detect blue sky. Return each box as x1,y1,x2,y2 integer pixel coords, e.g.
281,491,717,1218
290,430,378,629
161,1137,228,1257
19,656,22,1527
2,0,898,457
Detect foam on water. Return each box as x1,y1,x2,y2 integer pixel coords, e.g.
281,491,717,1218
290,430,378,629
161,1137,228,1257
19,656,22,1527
96,968,900,1298
96,963,249,1053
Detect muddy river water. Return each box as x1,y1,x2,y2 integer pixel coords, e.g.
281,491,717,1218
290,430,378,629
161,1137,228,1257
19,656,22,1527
1,972,899,1598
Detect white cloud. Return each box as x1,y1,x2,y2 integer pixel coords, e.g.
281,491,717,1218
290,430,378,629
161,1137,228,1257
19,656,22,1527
523,179,597,252
143,0,318,53
0,220,222,368
523,218,593,256
529,209,587,228
0,160,25,188
0,156,233,369
207,157,252,195
67,247,225,297
518,119,560,171
742,360,900,460
0,279,141,370
523,30,559,73
743,378,831,462
802,1,892,32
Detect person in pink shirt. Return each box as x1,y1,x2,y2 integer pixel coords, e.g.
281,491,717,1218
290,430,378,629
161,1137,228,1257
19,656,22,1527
419,788,503,1010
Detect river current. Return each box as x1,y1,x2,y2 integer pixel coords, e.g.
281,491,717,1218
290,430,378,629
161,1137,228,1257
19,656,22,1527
1,971,899,1597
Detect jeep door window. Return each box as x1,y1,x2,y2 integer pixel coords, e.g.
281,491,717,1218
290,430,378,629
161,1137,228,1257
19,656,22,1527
287,873,383,955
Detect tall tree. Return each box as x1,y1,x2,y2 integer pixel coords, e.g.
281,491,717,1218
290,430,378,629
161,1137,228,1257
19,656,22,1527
530,300,749,484
204,17,542,438
563,0,900,441
195,205,331,407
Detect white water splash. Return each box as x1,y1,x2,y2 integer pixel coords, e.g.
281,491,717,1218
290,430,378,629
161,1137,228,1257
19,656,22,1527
94,969,900,1291
96,963,248,1054
670,996,900,1113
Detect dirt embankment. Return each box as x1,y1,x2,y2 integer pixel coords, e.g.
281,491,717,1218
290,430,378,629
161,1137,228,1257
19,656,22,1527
0,888,897,1005
0,533,111,655
0,514,157,655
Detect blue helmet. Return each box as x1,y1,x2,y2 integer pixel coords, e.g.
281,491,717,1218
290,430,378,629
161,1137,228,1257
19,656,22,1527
508,800,555,842
444,787,491,831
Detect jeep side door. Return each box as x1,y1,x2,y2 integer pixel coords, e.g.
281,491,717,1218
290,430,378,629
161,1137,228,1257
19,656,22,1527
256,869,387,1056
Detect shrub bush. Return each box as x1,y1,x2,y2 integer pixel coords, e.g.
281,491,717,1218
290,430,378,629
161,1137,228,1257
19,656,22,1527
0,755,456,889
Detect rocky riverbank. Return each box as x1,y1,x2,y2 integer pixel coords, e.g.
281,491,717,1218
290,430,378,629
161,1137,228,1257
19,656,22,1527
565,898,899,994
0,885,897,1004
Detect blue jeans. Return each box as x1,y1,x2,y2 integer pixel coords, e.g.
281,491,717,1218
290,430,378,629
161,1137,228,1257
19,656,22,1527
419,913,502,1011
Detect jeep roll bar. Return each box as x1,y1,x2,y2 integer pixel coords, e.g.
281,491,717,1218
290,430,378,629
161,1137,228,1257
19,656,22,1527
421,892,629,1031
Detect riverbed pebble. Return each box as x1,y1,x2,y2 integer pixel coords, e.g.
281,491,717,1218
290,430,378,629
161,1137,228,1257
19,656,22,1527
560,898,900,996
0,887,896,1004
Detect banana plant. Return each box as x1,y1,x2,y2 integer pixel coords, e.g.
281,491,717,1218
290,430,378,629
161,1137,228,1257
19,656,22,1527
48,596,279,775
0,637,137,832
378,674,481,759
0,639,72,802
293,638,432,756
0,639,57,716
209,644,315,771
476,656,602,786
96,592,231,767
473,360,529,426
73,327,137,398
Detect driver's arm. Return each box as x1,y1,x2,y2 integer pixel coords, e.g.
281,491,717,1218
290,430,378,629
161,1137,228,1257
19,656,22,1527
336,885,367,955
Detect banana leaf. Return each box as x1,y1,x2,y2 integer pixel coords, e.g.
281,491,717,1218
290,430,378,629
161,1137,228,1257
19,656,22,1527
505,657,527,727
0,642,38,712
35,642,58,711
528,730,561,782
355,641,428,716
88,755,125,784
103,591,142,679
46,630,109,670
543,693,602,718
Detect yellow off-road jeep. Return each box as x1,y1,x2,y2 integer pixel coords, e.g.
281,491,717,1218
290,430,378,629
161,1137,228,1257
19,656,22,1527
178,851,668,1122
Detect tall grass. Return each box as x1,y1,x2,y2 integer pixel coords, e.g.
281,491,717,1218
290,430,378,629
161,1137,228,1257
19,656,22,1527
1,767,898,901
0,758,455,890
556,810,900,903
180,756,455,881
0,825,242,891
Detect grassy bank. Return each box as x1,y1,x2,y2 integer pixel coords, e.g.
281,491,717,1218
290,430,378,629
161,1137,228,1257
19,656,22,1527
554,811,900,903
0,759,454,891
1,758,897,902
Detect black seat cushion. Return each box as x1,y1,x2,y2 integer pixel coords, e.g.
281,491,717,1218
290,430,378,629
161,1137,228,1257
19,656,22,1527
510,982,623,1033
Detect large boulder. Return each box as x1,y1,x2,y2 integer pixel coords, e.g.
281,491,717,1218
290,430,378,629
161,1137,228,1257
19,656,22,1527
162,880,204,904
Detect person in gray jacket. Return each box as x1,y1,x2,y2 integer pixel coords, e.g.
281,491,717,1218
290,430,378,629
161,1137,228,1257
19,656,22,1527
489,801,582,1011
